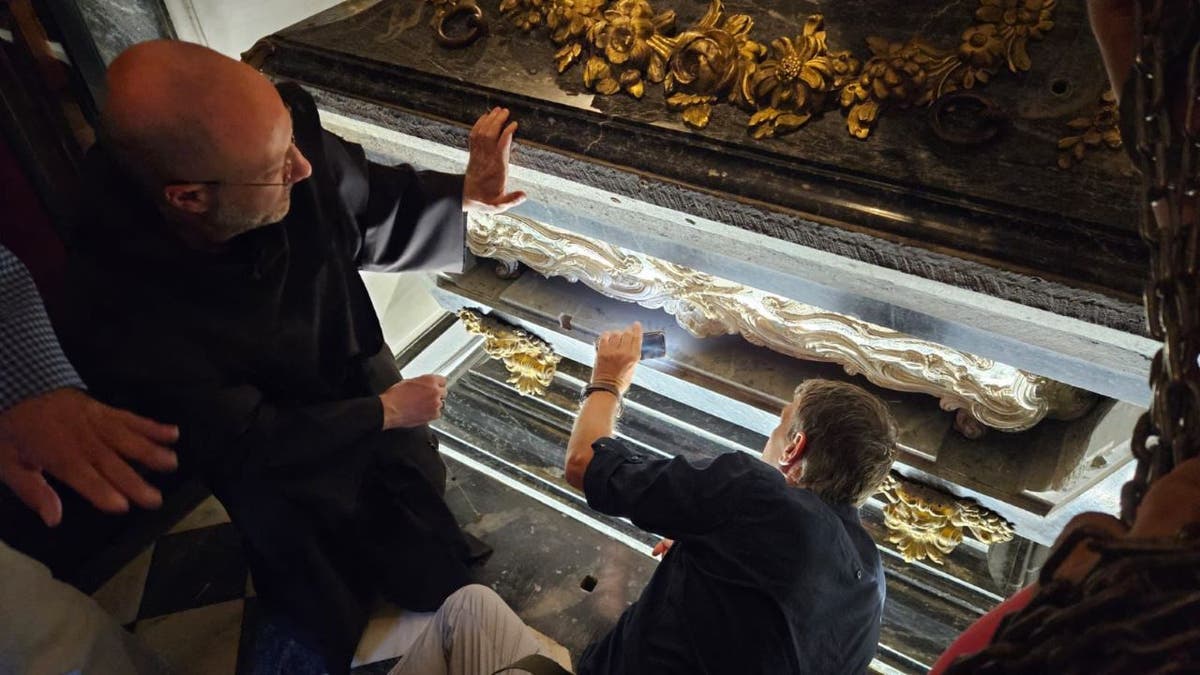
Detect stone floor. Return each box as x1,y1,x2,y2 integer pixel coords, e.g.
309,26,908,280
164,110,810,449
88,455,591,675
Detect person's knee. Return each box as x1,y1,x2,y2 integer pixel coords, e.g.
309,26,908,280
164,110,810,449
437,583,517,637
444,583,503,615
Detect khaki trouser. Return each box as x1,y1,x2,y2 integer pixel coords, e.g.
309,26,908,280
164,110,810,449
390,585,548,675
0,540,166,675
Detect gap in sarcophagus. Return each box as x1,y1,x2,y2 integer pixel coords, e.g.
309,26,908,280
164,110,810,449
419,298,1052,673
431,260,1141,551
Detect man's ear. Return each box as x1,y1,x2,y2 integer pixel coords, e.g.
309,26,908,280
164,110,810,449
780,431,807,469
162,183,213,215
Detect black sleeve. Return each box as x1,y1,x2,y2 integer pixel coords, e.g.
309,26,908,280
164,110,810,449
582,437,759,540
74,333,385,479
174,382,384,478
321,129,467,274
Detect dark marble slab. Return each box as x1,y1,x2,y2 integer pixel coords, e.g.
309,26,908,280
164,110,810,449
75,0,175,65
254,0,1146,310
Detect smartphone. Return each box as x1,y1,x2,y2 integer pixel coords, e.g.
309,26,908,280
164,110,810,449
640,331,667,360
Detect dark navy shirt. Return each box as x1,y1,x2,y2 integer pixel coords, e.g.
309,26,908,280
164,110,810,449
577,438,885,675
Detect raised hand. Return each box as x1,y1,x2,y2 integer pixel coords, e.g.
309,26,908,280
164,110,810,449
0,388,179,527
592,322,643,395
463,107,527,214
379,374,449,429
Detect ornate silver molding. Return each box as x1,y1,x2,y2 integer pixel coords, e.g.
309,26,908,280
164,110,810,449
467,213,1097,432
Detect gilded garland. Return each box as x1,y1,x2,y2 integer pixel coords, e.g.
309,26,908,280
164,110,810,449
878,475,1015,564
493,0,1056,138
1056,89,1122,169
458,309,562,396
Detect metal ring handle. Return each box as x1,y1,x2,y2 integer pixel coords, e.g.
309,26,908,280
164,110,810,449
435,1,486,49
929,91,1007,145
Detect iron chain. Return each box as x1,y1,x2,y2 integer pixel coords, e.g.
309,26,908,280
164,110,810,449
1125,0,1200,522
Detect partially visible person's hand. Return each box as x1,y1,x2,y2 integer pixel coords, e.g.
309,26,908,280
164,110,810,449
0,388,179,527
652,538,674,558
592,322,642,394
1087,0,1137,99
463,107,526,214
380,375,449,430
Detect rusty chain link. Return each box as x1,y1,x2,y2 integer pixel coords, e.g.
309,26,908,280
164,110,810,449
1123,0,1200,523
936,7,1200,672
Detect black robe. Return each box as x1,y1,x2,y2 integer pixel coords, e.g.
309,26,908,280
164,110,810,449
63,83,472,671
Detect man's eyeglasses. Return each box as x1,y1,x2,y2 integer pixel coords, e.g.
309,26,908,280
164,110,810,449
166,138,298,188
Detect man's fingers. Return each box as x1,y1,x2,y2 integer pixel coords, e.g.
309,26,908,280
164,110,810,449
469,109,491,141
470,108,501,144
487,191,526,210
617,322,641,350
54,461,130,514
112,432,178,472
499,121,518,147
478,107,503,141
95,452,163,510
3,463,63,527
486,108,510,139
116,409,180,444
414,374,448,389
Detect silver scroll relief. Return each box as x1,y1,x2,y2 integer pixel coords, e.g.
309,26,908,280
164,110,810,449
466,213,1096,432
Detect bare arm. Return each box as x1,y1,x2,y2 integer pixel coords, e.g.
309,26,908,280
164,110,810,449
564,323,642,489
565,391,621,489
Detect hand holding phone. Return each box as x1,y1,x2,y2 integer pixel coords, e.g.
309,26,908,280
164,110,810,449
640,331,667,360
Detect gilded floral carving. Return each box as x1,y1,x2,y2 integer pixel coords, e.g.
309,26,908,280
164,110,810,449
500,0,547,31
839,37,959,138
1057,89,1122,169
546,0,605,71
746,16,858,138
975,0,1055,72
458,308,562,396
484,0,1058,139
878,475,1015,564
838,0,1055,137
582,0,675,97
660,0,762,128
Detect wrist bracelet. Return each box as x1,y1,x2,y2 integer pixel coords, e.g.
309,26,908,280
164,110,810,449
585,382,621,399
580,382,624,418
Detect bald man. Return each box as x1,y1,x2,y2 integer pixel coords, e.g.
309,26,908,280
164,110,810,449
61,40,524,673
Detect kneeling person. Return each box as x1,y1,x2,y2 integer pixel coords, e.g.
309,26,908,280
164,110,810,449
565,323,897,674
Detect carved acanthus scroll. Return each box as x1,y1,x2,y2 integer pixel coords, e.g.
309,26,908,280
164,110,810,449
459,308,562,395
467,213,1097,432
878,475,1015,564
